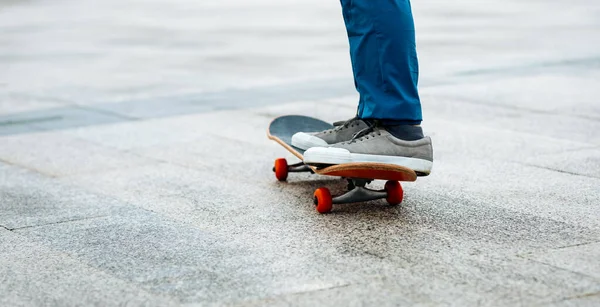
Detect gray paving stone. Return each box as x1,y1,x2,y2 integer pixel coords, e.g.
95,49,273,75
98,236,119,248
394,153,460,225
416,155,600,230
251,99,357,124
0,106,129,136
523,242,600,280
425,72,600,120
63,110,271,151
0,131,157,177
421,93,600,146
0,229,178,307
62,159,600,304
90,79,355,119
423,118,595,163
15,203,600,306
521,148,600,178
547,293,600,307
232,256,600,306
0,120,43,136
0,161,134,230
0,92,68,116
14,209,353,304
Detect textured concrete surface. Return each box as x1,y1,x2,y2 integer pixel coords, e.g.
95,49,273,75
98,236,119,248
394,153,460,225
1,0,600,306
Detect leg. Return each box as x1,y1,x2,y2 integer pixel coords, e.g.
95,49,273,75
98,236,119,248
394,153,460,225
294,0,433,175
341,0,422,125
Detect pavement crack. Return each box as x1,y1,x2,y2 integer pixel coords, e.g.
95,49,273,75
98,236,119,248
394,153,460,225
515,163,600,179
549,290,600,305
434,93,600,122
286,283,352,296
0,115,63,127
72,104,139,121
554,241,600,250
518,255,600,281
11,215,110,231
0,156,60,178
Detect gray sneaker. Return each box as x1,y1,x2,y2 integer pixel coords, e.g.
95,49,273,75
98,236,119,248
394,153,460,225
291,117,370,150
303,125,433,176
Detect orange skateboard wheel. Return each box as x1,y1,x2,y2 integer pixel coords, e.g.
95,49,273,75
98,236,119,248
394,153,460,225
385,181,404,205
274,158,288,181
313,188,332,214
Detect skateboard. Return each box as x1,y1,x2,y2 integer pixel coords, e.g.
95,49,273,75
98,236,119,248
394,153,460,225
267,115,417,213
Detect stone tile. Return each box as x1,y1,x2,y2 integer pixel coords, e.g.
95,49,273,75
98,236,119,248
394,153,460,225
251,99,357,124
64,109,271,151
14,209,353,304
414,155,600,230
546,293,600,307
63,159,600,305
521,147,600,178
0,106,129,136
424,118,595,163
132,134,279,182
0,130,157,177
0,161,134,230
16,204,600,306
91,78,355,119
0,92,68,116
0,120,43,136
425,72,600,119
63,162,277,222
0,229,178,307
230,255,600,307
523,242,600,279
421,93,600,146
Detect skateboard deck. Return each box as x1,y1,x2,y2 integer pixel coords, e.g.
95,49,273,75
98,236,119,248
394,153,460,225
267,115,418,213
267,115,417,182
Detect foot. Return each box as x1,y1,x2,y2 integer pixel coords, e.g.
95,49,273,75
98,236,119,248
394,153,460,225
303,124,433,176
291,117,371,150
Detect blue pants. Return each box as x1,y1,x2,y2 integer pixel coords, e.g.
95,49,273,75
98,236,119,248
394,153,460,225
341,0,422,125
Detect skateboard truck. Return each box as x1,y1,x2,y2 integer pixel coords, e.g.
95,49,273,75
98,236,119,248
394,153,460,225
333,179,384,204
313,178,403,214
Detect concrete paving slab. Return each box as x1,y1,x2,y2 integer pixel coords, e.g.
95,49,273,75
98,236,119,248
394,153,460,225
63,110,271,151
416,155,600,230
425,72,600,120
89,79,356,119
523,242,600,280
424,118,595,163
421,93,600,146
251,99,357,124
61,158,600,305
0,106,130,136
0,0,352,101
0,162,134,230
0,121,43,136
0,228,178,307
521,148,600,179
14,209,357,304
233,256,600,306
0,92,68,116
547,293,600,307
0,130,157,177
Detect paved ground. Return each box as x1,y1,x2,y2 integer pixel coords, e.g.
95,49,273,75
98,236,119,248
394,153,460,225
1,0,600,306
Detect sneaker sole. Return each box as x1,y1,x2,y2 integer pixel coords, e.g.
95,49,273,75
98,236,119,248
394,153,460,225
304,147,433,175
291,132,328,150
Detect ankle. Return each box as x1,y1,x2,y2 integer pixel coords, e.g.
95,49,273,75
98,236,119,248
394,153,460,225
383,124,424,141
